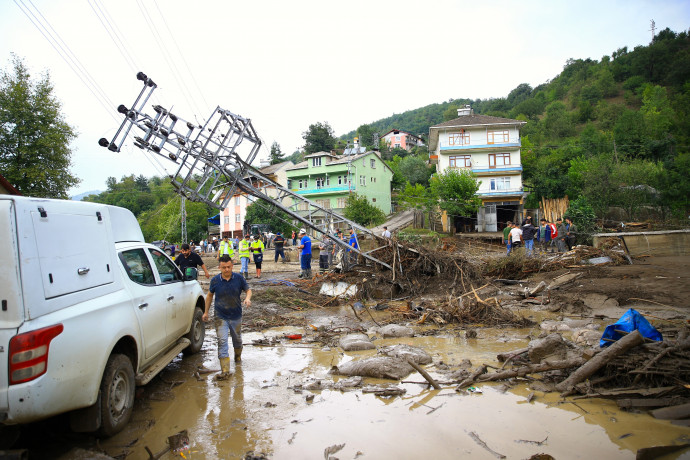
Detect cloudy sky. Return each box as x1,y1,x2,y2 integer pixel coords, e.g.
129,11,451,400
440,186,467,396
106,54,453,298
1,0,688,196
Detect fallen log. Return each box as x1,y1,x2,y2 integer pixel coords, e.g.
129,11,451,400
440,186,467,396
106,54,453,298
455,365,487,391
555,330,644,393
573,386,677,400
476,358,585,383
497,348,529,362
406,358,441,390
650,403,690,420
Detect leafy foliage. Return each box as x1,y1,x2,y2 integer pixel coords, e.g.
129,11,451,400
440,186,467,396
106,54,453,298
243,199,294,236
565,196,598,245
302,121,336,154
429,168,482,218
0,55,79,198
269,141,285,164
343,193,386,227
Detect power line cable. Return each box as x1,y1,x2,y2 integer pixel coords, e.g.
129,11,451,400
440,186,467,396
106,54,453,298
135,0,202,117
14,0,120,123
152,0,210,113
87,0,138,74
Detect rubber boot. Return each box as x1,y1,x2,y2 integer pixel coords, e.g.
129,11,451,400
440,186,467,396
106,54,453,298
298,270,304,279
215,357,231,380
234,347,242,362
306,269,312,278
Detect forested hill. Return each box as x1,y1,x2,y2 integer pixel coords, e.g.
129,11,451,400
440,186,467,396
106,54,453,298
344,27,690,218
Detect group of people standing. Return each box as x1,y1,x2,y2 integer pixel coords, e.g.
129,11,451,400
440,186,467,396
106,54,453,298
502,216,578,256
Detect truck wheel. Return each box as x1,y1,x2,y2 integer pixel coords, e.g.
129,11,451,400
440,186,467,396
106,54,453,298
97,354,135,437
183,308,205,355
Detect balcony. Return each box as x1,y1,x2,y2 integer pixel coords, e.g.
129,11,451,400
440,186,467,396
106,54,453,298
477,187,524,197
439,138,521,152
447,164,523,174
292,185,354,195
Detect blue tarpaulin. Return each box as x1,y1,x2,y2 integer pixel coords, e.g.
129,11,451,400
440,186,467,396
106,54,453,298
600,308,662,347
207,214,220,225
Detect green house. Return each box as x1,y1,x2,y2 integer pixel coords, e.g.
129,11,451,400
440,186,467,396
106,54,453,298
285,151,393,220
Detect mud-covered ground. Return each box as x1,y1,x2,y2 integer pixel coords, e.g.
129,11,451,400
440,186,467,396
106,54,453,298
10,246,690,459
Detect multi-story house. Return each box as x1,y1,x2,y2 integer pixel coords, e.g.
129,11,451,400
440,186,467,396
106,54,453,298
285,151,393,227
219,160,293,237
428,105,526,232
381,129,424,151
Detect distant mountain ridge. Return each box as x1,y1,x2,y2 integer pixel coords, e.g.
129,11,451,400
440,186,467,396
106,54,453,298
71,190,102,201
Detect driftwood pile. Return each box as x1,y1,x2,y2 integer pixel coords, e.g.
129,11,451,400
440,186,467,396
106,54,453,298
456,330,690,425
483,244,629,279
396,286,533,328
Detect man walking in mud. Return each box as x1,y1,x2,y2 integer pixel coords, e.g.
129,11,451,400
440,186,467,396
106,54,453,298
203,255,252,379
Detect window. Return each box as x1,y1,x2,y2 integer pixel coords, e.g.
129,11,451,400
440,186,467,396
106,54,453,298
299,202,309,211
370,159,376,168
487,130,509,144
149,249,182,283
337,198,347,208
287,179,292,189
224,216,230,224
299,179,309,189
338,175,343,185
489,153,511,168
312,157,321,167
372,198,377,202
359,175,366,186
235,196,241,206
490,177,511,191
449,155,471,168
235,213,241,222
315,177,325,188
326,175,330,186
316,199,331,209
449,131,470,146
370,177,376,183
119,249,155,285
362,159,366,167
394,144,400,148
395,135,400,141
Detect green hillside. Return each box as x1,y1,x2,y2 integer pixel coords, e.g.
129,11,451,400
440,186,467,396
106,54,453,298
345,27,690,220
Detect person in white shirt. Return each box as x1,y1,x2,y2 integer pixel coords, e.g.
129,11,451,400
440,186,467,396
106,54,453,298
509,222,524,250
381,226,391,238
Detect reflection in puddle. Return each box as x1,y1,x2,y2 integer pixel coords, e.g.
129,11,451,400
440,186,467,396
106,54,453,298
107,327,690,459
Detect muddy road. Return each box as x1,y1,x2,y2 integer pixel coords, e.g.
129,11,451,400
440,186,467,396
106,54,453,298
11,250,690,459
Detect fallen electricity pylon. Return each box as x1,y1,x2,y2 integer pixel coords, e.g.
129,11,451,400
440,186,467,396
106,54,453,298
99,72,390,270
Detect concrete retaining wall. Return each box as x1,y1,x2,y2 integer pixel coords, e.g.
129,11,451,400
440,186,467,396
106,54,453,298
593,229,690,257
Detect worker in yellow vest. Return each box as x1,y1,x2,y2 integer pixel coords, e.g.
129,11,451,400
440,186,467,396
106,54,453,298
250,235,265,279
238,234,252,279
218,236,234,262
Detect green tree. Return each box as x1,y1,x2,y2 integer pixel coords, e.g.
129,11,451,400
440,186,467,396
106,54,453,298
243,198,293,236
429,168,482,218
269,141,285,164
565,196,598,245
611,159,664,220
302,121,336,154
356,124,376,149
397,182,434,213
397,155,432,187
0,55,79,198
343,193,386,227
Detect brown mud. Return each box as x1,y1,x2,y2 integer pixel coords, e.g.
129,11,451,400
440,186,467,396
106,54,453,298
12,248,690,459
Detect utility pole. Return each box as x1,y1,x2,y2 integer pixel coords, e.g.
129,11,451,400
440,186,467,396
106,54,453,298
181,196,187,243
650,19,656,42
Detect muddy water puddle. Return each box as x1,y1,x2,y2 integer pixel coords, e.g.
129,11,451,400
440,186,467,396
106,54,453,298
91,323,690,460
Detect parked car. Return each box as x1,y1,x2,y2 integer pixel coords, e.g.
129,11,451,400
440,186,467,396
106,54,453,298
0,196,205,437
151,239,177,256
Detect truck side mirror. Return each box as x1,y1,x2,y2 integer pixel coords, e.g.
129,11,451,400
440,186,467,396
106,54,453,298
184,267,198,281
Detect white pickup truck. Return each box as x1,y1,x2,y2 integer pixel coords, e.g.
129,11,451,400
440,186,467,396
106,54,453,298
0,196,206,436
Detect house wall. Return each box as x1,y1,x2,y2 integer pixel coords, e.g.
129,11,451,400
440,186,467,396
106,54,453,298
286,152,393,214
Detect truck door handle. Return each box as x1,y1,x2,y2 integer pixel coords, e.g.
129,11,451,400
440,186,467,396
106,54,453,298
167,295,174,301
138,303,148,309
77,267,90,275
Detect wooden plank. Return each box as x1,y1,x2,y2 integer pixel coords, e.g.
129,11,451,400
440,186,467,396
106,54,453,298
650,403,690,420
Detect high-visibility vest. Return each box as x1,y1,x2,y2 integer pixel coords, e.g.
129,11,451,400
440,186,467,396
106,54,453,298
238,239,251,258
219,240,234,257
250,240,265,254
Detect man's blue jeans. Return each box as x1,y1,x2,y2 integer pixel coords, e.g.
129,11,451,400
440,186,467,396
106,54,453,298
240,256,250,273
525,239,534,256
300,253,312,269
215,317,242,359
505,241,511,255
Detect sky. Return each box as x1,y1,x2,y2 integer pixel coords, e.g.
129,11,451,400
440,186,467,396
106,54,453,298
0,0,688,197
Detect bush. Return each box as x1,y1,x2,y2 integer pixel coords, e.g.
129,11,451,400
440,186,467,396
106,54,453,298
565,196,599,245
